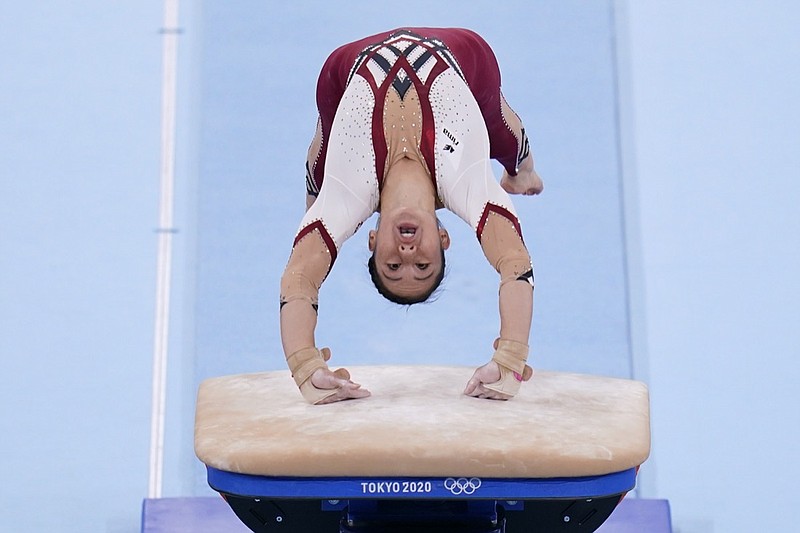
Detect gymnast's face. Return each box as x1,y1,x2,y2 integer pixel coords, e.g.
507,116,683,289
368,208,450,300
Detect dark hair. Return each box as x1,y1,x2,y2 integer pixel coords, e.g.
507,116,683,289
368,247,446,305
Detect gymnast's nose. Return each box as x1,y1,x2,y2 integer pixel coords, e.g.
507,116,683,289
399,243,415,254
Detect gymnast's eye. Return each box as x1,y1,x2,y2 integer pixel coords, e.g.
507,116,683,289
388,263,400,271
416,263,429,270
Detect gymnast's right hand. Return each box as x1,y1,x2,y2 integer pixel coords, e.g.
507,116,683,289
287,346,371,404
310,366,371,404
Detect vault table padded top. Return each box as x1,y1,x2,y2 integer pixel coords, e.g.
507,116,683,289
195,366,650,478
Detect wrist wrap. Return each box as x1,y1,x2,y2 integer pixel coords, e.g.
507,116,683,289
285,347,338,404
484,338,530,397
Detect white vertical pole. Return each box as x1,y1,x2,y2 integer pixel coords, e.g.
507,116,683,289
148,0,180,500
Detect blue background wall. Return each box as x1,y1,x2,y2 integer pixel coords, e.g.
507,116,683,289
620,2,800,530
1,2,162,532
1,1,797,532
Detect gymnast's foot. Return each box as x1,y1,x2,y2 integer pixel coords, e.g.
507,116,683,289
500,156,544,196
463,361,534,400
311,367,371,404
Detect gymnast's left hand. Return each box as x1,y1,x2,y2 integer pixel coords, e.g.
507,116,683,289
310,367,371,404
463,361,533,400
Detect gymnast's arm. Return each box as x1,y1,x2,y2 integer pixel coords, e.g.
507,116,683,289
278,121,373,404
281,119,327,360
279,233,370,404
464,214,534,399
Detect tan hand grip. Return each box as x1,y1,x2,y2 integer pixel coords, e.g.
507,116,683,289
484,338,532,397
285,347,339,404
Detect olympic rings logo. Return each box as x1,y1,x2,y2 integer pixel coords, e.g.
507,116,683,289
443,477,482,495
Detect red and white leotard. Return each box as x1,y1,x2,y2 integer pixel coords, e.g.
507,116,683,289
296,28,531,269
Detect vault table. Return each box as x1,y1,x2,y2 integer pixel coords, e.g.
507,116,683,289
195,365,652,532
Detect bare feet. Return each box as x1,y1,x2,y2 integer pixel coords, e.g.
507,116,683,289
500,156,544,196
501,169,544,196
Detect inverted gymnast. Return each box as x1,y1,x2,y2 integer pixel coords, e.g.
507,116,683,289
280,28,544,404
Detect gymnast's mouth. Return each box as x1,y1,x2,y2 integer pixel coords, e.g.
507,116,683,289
397,225,418,242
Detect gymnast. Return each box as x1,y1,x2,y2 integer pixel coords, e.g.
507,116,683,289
280,28,543,405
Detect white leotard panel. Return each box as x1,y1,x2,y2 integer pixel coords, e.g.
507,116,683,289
431,69,519,234
297,75,380,250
